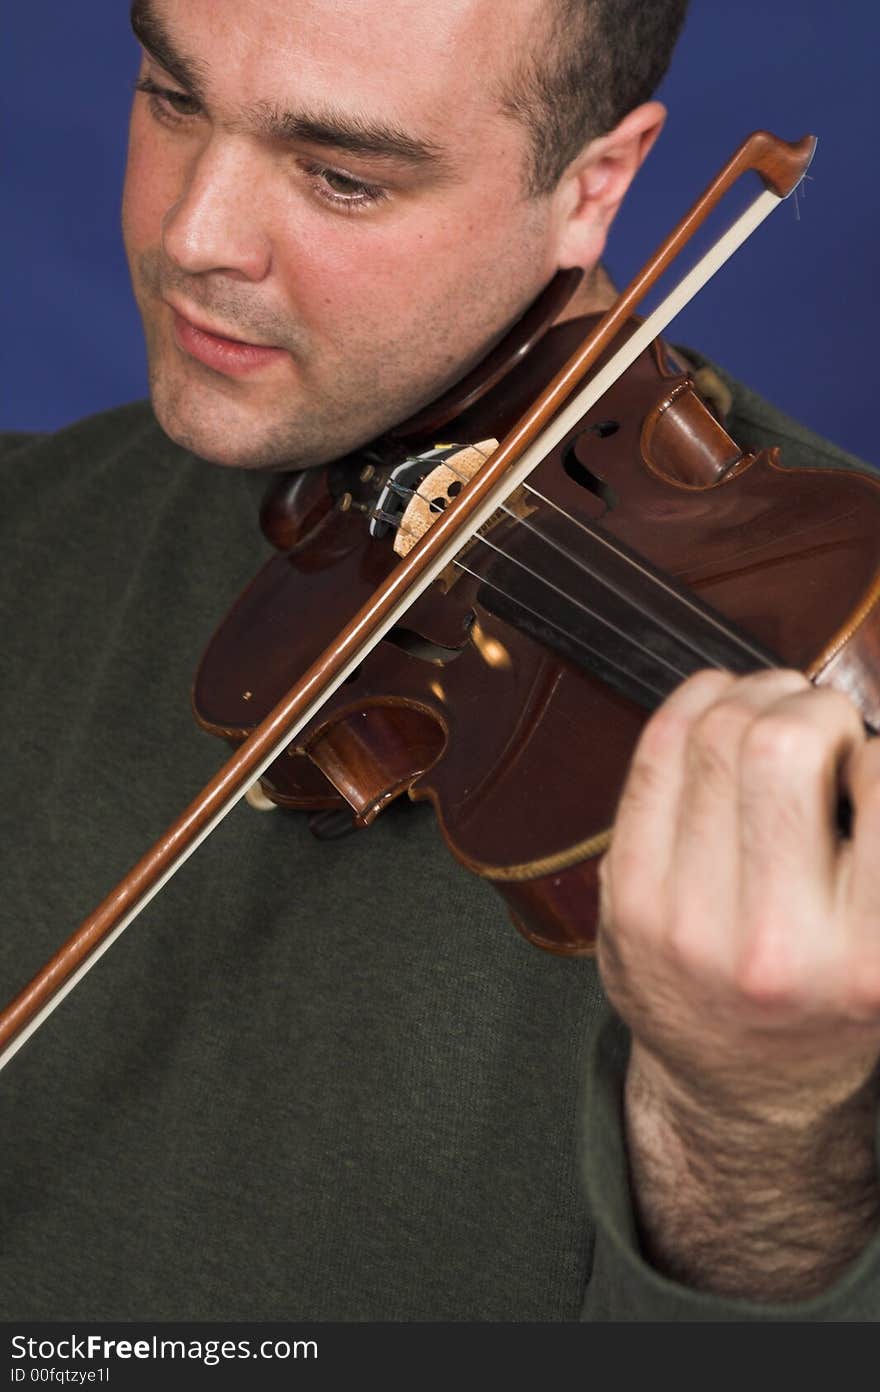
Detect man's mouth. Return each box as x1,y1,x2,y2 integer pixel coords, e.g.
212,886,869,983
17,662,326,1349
169,303,289,378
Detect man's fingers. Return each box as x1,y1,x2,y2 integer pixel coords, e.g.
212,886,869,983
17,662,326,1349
730,683,866,1001
603,669,737,933
604,669,867,1000
667,670,812,961
734,682,864,903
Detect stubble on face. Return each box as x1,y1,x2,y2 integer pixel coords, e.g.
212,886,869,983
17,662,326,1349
133,229,553,472
134,245,319,468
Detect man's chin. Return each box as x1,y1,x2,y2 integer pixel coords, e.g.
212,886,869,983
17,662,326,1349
152,415,278,469
147,380,308,471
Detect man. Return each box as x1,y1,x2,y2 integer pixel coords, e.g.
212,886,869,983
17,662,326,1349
1,0,878,1321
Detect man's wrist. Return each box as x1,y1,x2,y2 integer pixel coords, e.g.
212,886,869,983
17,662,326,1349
624,1044,880,1301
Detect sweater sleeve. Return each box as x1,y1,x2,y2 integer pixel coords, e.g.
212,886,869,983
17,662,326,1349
579,1007,880,1321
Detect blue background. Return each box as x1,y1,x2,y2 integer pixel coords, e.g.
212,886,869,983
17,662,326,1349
3,2,877,463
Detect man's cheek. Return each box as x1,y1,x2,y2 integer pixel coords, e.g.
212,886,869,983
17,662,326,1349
122,124,174,253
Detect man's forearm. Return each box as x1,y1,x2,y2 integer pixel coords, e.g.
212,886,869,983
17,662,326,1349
625,1045,880,1302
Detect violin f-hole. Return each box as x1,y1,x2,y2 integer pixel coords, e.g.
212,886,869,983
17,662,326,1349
563,437,619,514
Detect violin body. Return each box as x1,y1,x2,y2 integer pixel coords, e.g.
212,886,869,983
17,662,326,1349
193,319,880,955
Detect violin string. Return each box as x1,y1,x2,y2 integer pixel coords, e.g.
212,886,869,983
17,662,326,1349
453,543,691,693
513,485,774,669
385,499,686,691
487,505,727,675
457,443,774,671
472,531,704,682
451,555,674,702
383,489,716,692
391,452,774,680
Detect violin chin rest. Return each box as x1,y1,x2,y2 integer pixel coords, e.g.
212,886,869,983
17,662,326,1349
259,467,335,551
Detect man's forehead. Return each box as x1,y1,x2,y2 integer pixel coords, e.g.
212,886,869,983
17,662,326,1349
132,0,545,136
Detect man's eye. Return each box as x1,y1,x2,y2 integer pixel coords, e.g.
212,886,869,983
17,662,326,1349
135,78,201,124
301,160,387,212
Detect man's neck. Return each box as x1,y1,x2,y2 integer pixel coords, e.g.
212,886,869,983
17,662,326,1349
555,263,618,323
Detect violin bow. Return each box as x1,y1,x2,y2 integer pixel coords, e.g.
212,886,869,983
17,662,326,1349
0,130,816,1070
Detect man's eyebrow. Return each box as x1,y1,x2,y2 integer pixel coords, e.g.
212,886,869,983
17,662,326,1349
130,0,209,101
255,107,451,171
129,0,454,176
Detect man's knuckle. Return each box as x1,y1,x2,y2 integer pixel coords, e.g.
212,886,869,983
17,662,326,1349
741,710,822,777
691,698,747,761
733,932,797,1009
665,911,717,978
680,668,737,703
635,702,688,764
820,686,863,730
685,701,743,788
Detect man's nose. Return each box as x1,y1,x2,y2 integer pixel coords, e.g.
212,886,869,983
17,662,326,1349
161,138,272,281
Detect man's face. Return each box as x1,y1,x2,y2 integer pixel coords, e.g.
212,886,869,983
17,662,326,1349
122,0,571,469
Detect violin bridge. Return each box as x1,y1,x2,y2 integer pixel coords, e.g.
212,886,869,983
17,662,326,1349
393,439,498,558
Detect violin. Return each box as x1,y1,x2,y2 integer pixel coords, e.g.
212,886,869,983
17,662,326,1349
194,291,880,955
3,130,879,1061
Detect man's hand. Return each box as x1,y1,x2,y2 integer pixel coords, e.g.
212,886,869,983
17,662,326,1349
597,668,880,1301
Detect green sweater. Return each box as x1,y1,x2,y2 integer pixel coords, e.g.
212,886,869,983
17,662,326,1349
1,377,879,1322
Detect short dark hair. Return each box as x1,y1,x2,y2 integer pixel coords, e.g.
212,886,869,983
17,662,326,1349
500,0,690,196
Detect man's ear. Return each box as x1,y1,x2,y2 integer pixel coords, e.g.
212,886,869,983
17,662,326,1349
553,102,667,270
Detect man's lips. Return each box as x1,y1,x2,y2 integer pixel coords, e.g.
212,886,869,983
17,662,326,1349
170,305,289,378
